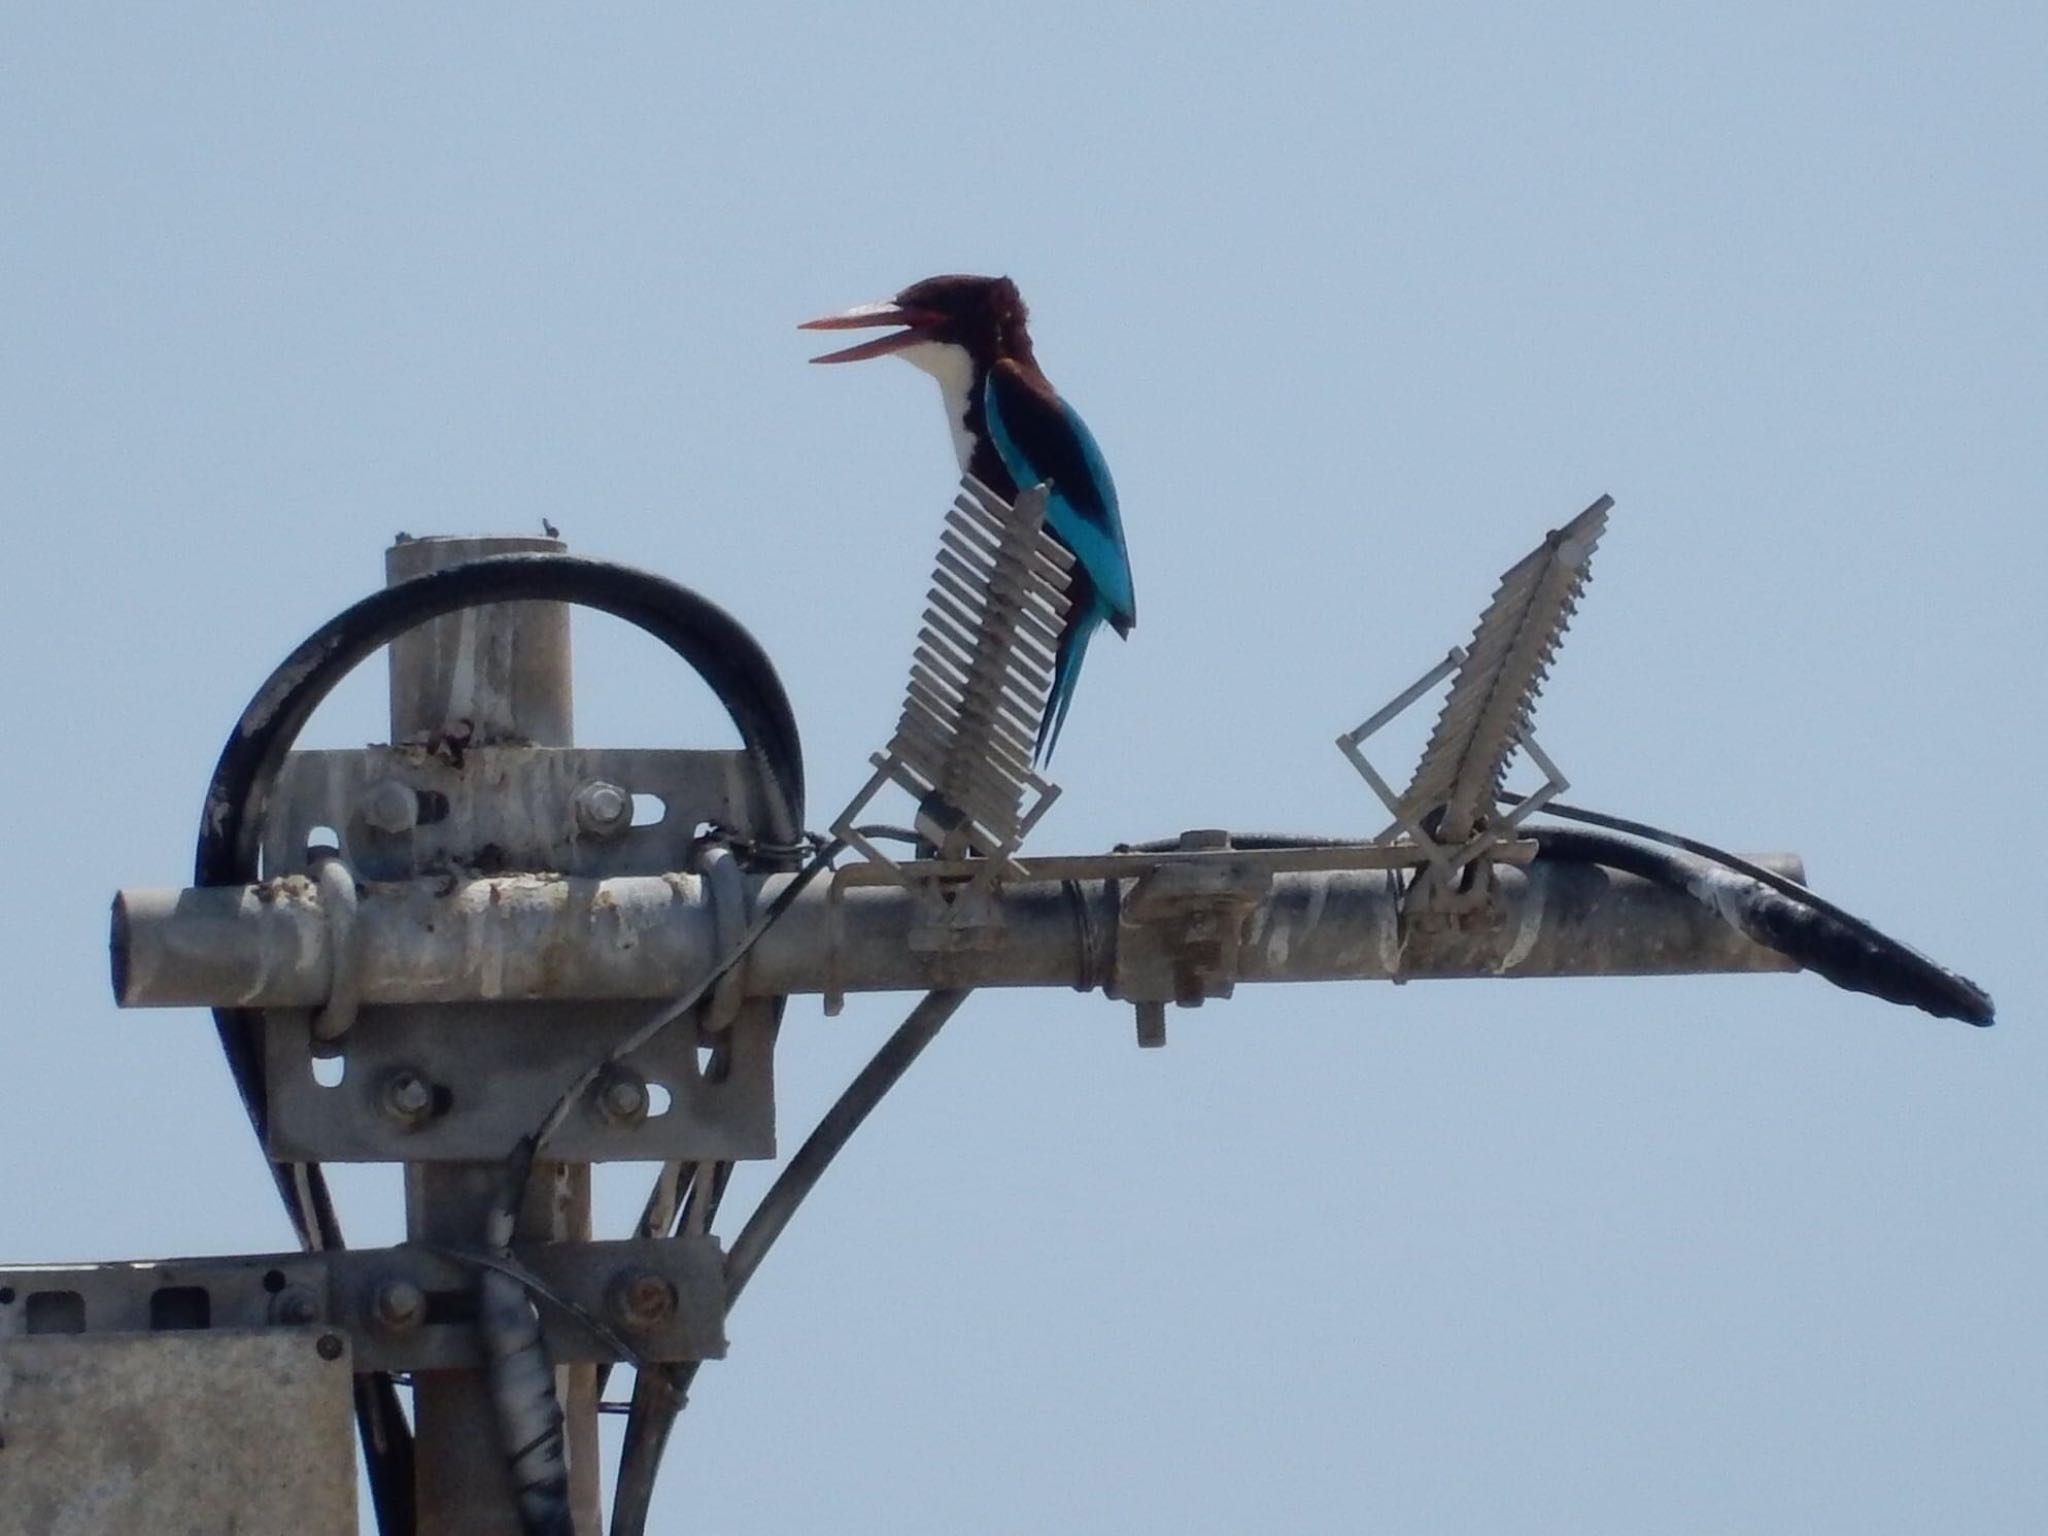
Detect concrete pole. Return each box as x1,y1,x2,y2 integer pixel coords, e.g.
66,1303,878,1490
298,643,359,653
384,536,601,1536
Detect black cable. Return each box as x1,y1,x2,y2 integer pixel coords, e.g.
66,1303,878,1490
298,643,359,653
1120,815,1993,1024
1525,822,1994,1025
1495,794,1993,1023
514,838,842,1169
1500,793,1890,935
608,988,974,1536
1115,832,1369,853
195,553,804,1535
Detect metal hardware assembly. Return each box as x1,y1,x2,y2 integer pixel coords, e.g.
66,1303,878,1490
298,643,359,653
1340,496,1609,903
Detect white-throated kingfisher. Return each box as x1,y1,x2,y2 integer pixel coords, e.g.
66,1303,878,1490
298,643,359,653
802,274,1135,762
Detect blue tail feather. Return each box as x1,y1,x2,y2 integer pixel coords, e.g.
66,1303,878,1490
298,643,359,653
1036,608,1100,765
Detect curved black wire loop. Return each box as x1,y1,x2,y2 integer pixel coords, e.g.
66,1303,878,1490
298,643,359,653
191,552,805,1536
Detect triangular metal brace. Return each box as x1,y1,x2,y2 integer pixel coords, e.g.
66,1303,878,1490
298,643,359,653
1336,643,1569,891
1335,495,1608,901
830,749,1061,894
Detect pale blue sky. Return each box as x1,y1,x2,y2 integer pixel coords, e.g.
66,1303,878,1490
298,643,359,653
4,5,2042,1532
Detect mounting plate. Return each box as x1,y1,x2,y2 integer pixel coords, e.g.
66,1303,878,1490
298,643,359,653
0,1235,727,1370
257,743,779,1163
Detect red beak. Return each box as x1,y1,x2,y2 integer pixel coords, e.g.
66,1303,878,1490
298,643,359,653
799,300,945,364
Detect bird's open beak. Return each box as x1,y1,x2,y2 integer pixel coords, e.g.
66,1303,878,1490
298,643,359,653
799,301,945,364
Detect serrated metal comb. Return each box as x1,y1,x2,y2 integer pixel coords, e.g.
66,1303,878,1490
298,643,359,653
1339,495,1610,872
1398,495,1609,844
895,476,1072,852
834,475,1073,876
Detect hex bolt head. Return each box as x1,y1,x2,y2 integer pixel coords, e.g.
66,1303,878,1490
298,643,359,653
272,1285,321,1326
380,1067,437,1129
574,780,631,838
594,1067,649,1128
371,1278,427,1333
606,1269,678,1333
360,778,419,835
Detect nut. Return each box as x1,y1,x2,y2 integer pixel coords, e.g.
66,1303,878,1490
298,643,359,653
606,1268,677,1333
271,1285,321,1326
574,780,631,837
360,778,419,835
370,1278,427,1333
593,1068,649,1128
380,1067,436,1128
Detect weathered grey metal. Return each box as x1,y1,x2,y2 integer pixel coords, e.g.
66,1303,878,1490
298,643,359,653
0,1330,357,1536
833,476,1071,886
115,849,1805,1020
114,843,1516,1009
1399,496,1609,845
254,993,775,1163
386,534,574,748
0,1237,727,1372
1118,830,1274,1008
263,745,763,882
378,534,598,1536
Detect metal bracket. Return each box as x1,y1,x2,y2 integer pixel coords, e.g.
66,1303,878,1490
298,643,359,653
1111,831,1275,1044
1337,644,1566,910
263,994,775,1163
0,1235,727,1371
1337,495,1608,914
256,743,780,1162
265,746,765,882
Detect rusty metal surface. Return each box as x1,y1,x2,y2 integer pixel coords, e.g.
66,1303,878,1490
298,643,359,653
0,1237,728,1372
1400,496,1610,843
0,1329,356,1536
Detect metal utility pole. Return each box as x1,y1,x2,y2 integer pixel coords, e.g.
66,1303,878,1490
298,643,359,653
384,534,599,1536
1,490,1991,1536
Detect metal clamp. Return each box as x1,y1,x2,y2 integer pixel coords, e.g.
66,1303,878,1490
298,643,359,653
695,841,750,1033
308,852,363,1045
1112,831,1274,1044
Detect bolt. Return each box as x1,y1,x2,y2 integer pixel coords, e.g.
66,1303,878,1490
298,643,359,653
316,1333,346,1361
360,778,419,835
574,780,631,837
607,1268,678,1333
594,1067,649,1128
380,1067,436,1128
272,1285,321,1326
1134,1001,1168,1049
370,1278,427,1333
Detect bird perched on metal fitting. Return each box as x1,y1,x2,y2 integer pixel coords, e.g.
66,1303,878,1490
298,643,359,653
802,274,1135,762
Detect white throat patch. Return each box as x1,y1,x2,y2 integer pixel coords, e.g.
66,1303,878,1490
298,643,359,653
893,340,978,470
